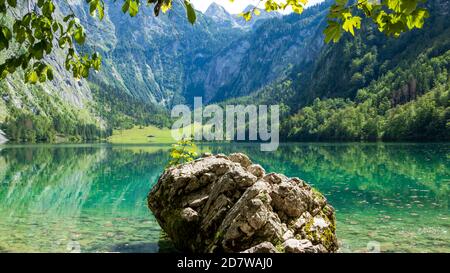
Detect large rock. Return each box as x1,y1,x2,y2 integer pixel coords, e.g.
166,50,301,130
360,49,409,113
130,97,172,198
148,153,338,253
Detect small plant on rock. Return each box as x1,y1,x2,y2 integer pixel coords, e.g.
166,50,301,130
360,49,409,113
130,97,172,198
167,139,198,167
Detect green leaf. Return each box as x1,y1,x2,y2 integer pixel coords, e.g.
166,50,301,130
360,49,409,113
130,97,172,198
89,0,104,20
31,41,45,59
6,0,16,8
406,8,429,29
0,26,12,50
167,139,198,167
400,0,418,15
91,52,102,70
90,1,97,15
387,0,401,12
122,0,130,14
336,0,347,6
52,21,59,32
0,64,8,79
97,1,105,20
1,26,12,40
324,21,342,43
129,0,139,17
342,15,361,36
291,4,303,14
184,0,196,25
42,0,55,17
47,66,54,81
240,11,252,22
25,70,39,84
73,27,85,44
63,14,75,22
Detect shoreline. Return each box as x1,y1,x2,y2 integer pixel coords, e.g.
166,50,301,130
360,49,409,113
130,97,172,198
1,141,449,148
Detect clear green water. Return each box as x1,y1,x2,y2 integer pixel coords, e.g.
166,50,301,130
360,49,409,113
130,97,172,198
0,143,448,253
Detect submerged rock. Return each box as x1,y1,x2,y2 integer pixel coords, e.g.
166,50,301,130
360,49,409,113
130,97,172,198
148,153,338,253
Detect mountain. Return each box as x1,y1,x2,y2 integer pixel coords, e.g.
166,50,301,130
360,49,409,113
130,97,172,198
77,0,301,106
49,0,331,113
1,0,448,142
189,3,329,103
299,0,450,103
235,4,283,27
1,0,249,141
204,3,282,30
62,1,257,108
204,2,241,28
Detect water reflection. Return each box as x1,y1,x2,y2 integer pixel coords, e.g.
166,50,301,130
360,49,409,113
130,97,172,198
0,145,168,252
203,143,450,206
0,143,448,252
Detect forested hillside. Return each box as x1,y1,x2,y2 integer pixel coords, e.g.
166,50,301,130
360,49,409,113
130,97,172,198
283,0,449,141
227,0,449,141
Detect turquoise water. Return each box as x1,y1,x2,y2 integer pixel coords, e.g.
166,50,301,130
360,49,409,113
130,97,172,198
0,143,448,253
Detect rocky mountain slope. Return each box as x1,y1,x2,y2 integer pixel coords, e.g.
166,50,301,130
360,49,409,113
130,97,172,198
193,4,328,102
68,1,245,106
70,0,330,105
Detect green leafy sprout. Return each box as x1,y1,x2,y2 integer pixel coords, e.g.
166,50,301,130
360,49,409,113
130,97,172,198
167,138,198,167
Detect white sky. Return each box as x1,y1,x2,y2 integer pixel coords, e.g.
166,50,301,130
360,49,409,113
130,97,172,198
190,0,325,14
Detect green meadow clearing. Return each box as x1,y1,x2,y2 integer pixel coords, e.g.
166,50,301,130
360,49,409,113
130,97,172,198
107,124,208,144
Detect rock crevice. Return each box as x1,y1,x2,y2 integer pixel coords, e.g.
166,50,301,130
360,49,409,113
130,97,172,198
148,153,338,253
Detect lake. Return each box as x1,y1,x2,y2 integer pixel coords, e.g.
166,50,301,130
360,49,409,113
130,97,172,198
0,143,448,253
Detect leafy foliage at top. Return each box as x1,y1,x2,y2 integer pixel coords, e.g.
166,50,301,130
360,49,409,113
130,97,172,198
0,0,429,84
324,0,430,43
0,0,102,83
238,0,429,42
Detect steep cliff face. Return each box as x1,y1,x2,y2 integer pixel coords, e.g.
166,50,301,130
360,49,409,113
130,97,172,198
72,1,330,106
189,3,329,103
204,2,242,29
70,1,248,106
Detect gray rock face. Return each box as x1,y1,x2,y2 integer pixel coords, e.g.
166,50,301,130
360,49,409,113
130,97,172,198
0,129,7,144
204,3,242,29
148,153,338,253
